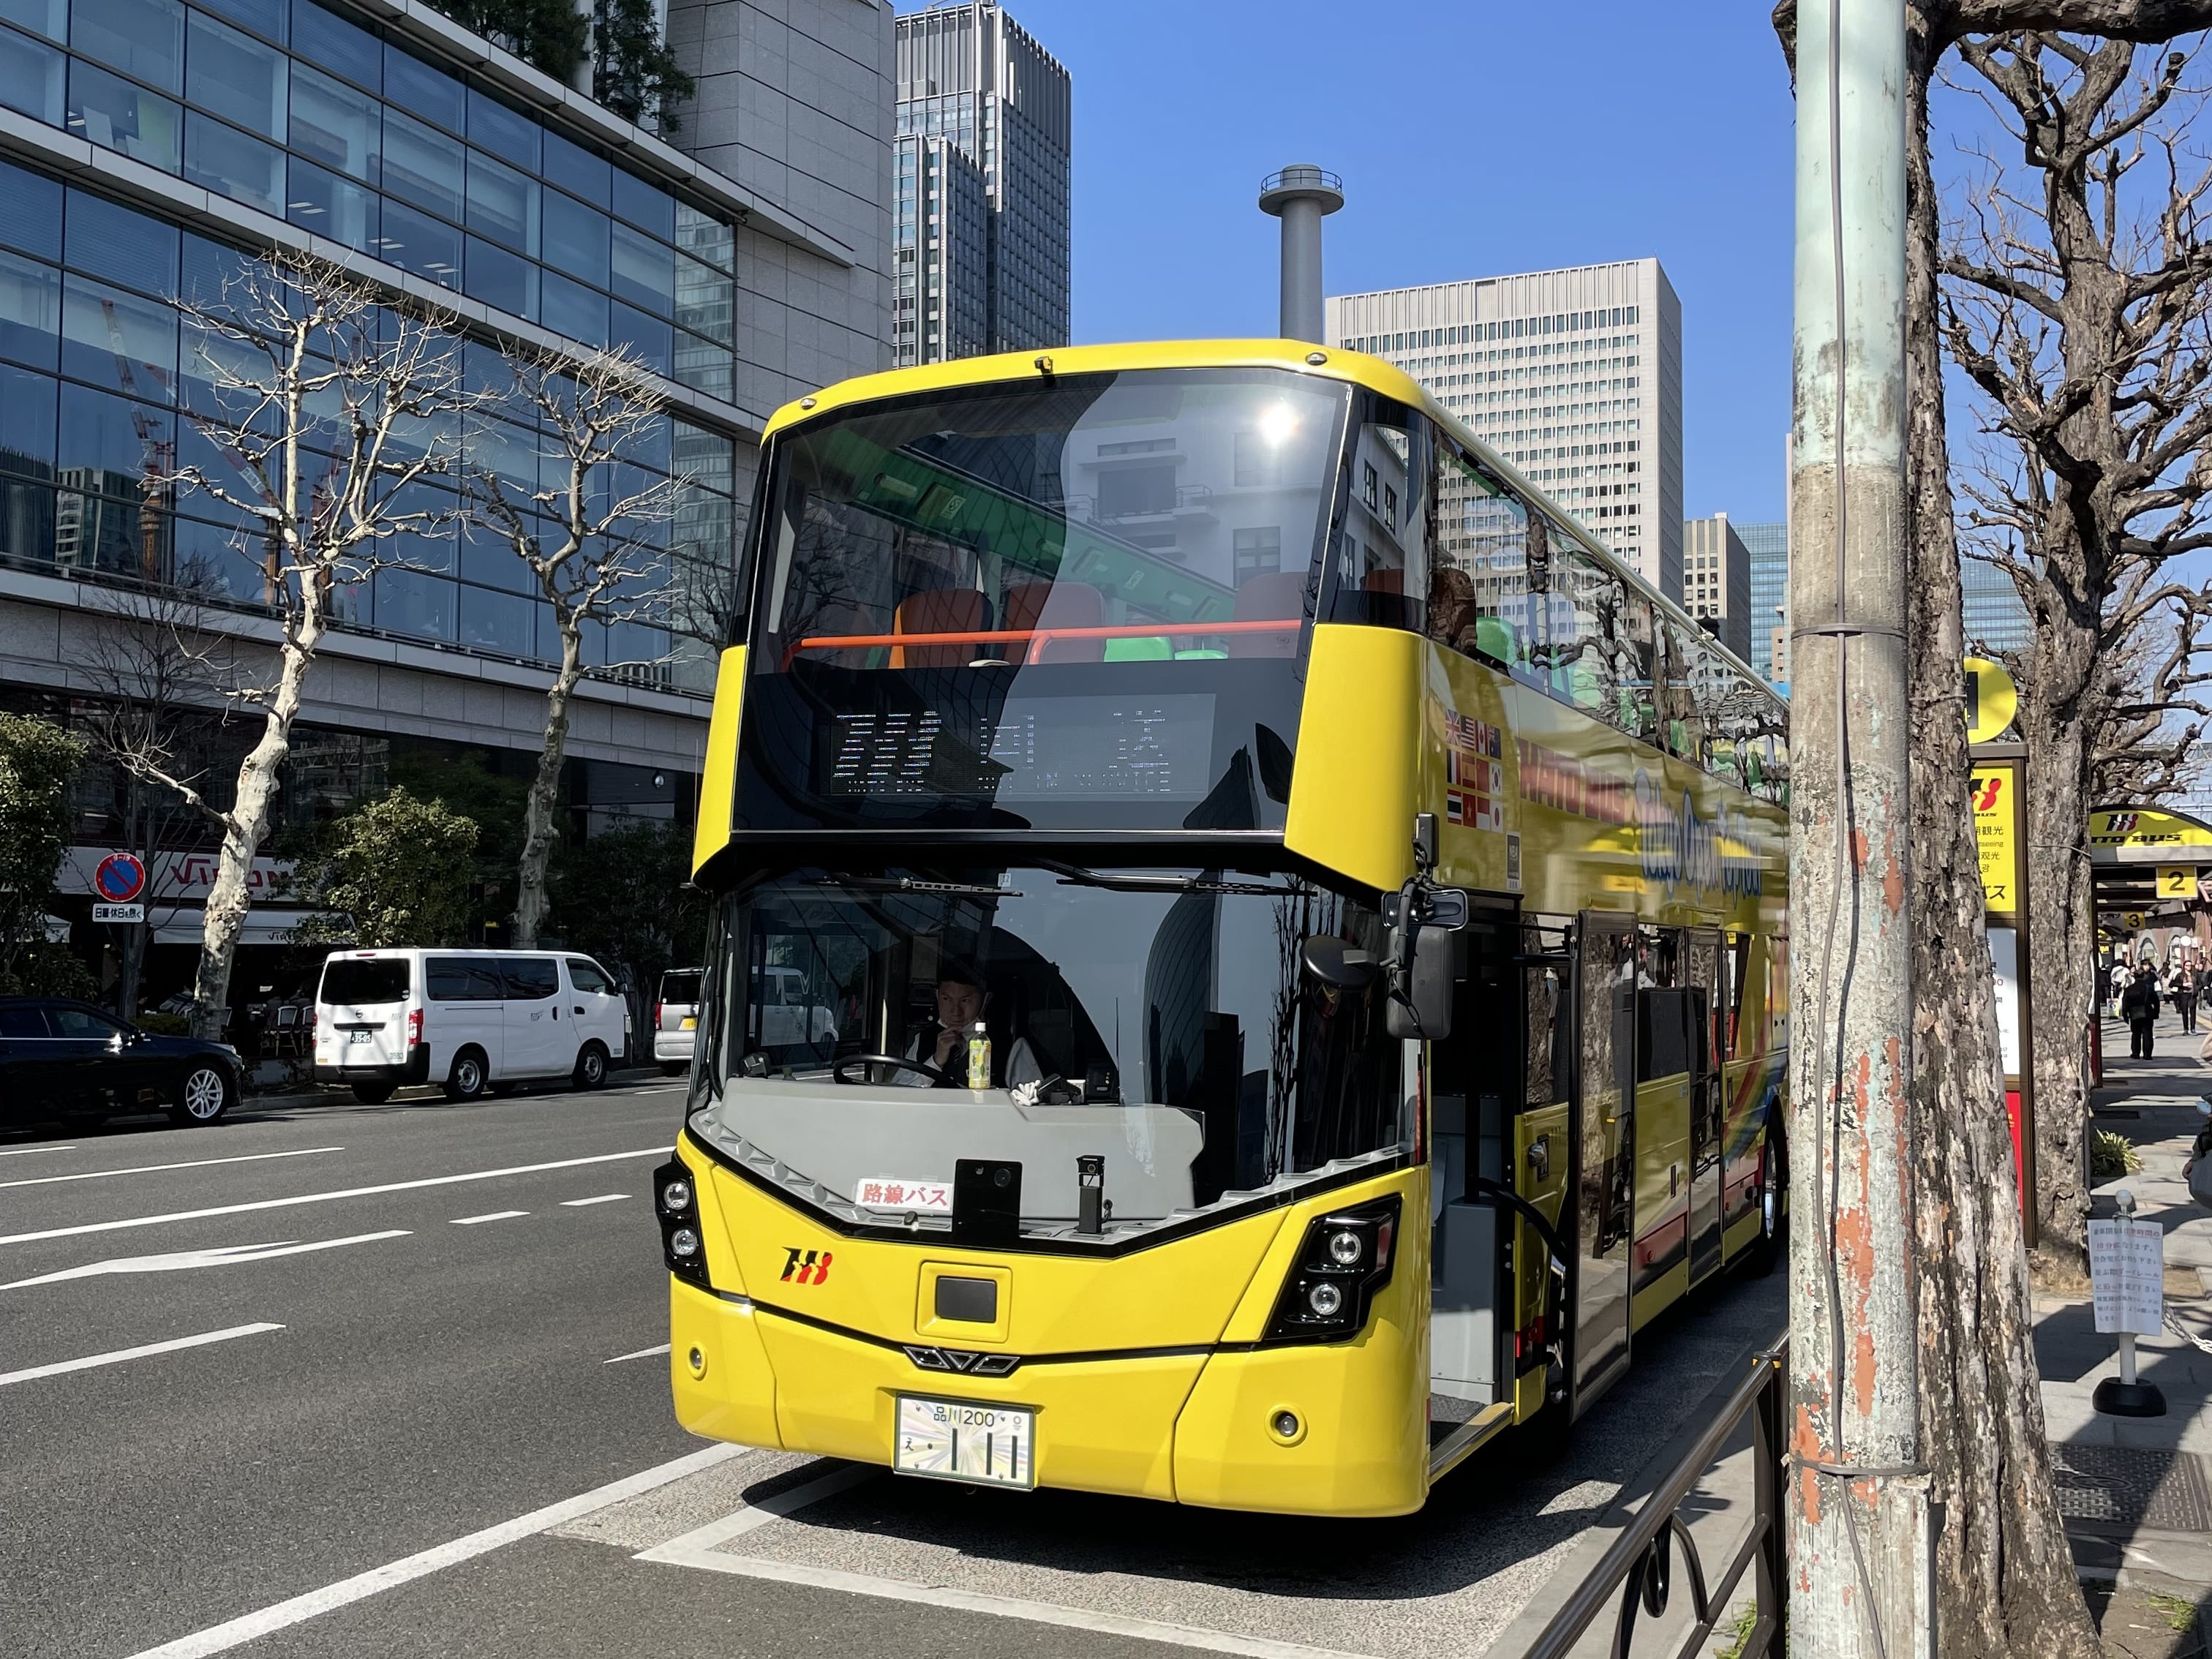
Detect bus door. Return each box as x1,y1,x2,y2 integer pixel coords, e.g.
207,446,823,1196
1569,911,1636,1418
1684,928,1727,1286
1429,906,1521,1415
1629,928,1693,1320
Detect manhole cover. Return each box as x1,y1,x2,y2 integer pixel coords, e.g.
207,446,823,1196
2050,1444,2212,1534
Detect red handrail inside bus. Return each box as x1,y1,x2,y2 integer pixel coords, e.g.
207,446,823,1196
782,617,1301,669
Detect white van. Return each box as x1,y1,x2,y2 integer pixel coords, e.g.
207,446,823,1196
312,949,631,1104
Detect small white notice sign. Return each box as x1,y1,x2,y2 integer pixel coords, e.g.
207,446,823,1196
2090,1216,2164,1335
91,903,143,923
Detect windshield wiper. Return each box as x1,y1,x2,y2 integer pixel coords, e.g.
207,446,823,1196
1036,859,1293,898
819,876,1024,898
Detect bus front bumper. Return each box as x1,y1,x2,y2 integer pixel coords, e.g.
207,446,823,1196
667,1278,1428,1517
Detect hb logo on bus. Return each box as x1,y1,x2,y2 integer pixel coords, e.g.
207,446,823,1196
780,1246,833,1285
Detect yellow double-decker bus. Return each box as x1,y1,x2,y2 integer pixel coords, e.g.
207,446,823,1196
654,340,1789,1517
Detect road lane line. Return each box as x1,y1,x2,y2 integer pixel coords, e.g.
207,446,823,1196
0,1147,668,1247
0,1323,284,1388
642,1556,1375,1659
120,1443,748,1659
638,1464,876,1555
638,1471,1369,1659
560,1192,629,1207
0,1144,75,1157
451,1211,527,1225
0,1232,410,1290
0,1146,342,1190
603,1343,671,1364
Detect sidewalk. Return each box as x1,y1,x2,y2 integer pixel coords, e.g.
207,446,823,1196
2049,1009,2212,1649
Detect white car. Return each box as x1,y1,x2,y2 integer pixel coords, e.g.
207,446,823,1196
655,965,840,1075
654,967,702,1074
312,948,631,1103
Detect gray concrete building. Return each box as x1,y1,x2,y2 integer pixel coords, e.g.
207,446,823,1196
892,0,1069,364
0,0,895,995
1682,511,1752,661
1327,258,1686,602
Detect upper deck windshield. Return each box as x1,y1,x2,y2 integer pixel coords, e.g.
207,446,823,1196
695,865,1409,1236
734,369,1351,833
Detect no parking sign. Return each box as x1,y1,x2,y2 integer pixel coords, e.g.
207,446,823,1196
92,853,146,922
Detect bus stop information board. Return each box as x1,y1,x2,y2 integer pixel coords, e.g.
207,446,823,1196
1973,763,2020,917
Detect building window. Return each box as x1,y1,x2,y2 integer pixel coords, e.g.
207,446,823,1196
1233,525,1280,582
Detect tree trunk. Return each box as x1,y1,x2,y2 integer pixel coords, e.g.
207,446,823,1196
2020,583,2099,1282
513,630,583,950
190,628,315,1041
1900,18,2098,1652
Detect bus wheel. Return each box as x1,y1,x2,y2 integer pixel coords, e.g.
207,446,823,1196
572,1041,610,1091
444,1048,490,1102
1750,1124,1787,1276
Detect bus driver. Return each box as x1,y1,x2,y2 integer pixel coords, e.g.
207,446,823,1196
898,964,1042,1088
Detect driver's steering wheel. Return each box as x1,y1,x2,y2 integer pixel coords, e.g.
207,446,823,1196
832,1052,951,1087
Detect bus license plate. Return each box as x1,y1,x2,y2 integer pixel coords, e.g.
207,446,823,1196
894,1395,1034,1489
348,1029,374,1045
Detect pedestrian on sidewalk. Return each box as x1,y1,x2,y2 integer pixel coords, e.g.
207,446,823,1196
2175,961,2201,1036
2123,963,2162,1058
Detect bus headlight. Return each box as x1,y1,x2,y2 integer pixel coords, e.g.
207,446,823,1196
652,1157,712,1290
1263,1196,1400,1344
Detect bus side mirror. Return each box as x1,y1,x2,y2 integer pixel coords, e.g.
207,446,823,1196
1386,929,1454,1042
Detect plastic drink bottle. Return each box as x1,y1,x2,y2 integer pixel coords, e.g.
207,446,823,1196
966,1021,991,1089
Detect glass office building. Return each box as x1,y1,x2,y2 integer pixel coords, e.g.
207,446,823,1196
0,0,898,975
893,0,1069,364
0,0,776,683
1737,519,1787,686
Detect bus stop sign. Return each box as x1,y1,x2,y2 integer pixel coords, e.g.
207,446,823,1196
94,852,146,904
1967,656,2019,745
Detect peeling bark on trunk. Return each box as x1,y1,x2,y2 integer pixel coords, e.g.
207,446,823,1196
512,625,583,950
189,620,317,1041
1902,20,2098,1651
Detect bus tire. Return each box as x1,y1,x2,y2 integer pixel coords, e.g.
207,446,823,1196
444,1047,491,1102
1750,1122,1787,1276
572,1041,610,1091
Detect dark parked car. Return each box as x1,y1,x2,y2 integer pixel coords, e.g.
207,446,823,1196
0,998,241,1127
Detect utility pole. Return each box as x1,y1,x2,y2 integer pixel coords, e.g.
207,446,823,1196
1788,1,1933,1656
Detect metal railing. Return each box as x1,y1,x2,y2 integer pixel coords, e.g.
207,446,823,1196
1522,1341,1787,1659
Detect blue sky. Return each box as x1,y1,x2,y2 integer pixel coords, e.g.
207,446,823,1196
912,1,1799,523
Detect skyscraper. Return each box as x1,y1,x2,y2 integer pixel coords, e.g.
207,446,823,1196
1737,518,1788,686
1963,558,2034,653
893,1,1072,365
1327,259,1685,600
1683,513,1753,660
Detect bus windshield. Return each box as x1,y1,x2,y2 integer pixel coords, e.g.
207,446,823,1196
699,865,1408,1234
734,369,1351,834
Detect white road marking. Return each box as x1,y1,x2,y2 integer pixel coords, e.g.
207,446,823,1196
451,1211,527,1225
560,1192,629,1207
0,1231,410,1290
121,1442,748,1659
637,1464,876,1554
0,1146,342,1191
0,1143,75,1157
638,1467,1369,1659
0,1323,284,1388
0,1147,667,1248
603,1342,671,1365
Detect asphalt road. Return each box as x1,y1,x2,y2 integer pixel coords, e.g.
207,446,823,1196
2,1084,1785,1659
